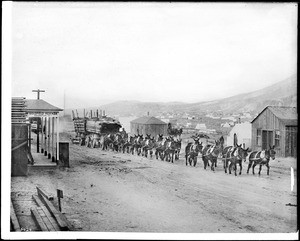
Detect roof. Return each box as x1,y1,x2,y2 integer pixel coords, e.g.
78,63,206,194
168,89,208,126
25,99,63,113
251,106,297,126
130,116,167,125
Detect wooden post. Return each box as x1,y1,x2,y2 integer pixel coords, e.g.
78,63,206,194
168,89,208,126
56,117,59,162
44,117,47,156
41,117,44,153
57,189,63,212
36,119,39,153
52,117,55,162
48,117,51,159
28,123,32,151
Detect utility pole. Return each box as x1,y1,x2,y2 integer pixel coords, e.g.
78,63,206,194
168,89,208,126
32,89,45,99
32,89,45,154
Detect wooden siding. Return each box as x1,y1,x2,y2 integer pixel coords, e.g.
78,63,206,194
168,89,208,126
251,108,297,157
130,123,167,137
285,126,297,157
12,124,30,176
252,108,285,156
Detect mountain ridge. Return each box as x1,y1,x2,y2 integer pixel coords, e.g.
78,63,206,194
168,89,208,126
64,74,297,117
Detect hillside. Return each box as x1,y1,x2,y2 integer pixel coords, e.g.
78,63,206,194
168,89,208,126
65,74,297,117
180,74,297,114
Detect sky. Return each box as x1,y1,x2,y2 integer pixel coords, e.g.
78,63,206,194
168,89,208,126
7,2,298,109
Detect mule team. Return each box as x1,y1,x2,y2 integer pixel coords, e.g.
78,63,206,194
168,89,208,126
185,134,276,176
84,132,276,176
85,133,182,163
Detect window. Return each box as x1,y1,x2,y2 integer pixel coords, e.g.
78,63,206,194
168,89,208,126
256,129,262,146
275,130,280,147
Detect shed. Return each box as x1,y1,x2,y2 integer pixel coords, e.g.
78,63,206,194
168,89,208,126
251,106,297,157
226,122,252,148
130,116,167,137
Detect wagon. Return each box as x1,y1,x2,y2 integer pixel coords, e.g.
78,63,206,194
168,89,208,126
71,110,122,147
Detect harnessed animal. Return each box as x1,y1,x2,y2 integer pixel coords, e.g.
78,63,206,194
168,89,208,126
246,145,276,176
141,134,155,158
164,136,181,163
201,137,224,171
155,136,170,161
185,137,203,167
225,145,250,176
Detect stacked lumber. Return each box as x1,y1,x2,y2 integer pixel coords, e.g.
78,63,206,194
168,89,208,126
72,108,122,136
73,118,86,134
86,119,101,134
12,97,27,123
31,187,72,231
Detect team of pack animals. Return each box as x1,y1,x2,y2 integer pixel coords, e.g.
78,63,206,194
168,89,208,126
85,132,182,163
84,132,276,176
185,133,276,176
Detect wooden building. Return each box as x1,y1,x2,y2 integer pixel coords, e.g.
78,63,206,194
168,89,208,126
12,98,30,176
251,106,297,157
130,116,167,137
25,99,63,161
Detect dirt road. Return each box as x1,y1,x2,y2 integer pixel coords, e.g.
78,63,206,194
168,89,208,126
11,130,297,233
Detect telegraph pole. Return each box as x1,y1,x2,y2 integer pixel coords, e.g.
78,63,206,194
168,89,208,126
32,89,45,153
32,89,45,99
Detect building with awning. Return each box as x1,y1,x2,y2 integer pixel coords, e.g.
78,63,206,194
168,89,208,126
25,98,63,160
11,97,63,176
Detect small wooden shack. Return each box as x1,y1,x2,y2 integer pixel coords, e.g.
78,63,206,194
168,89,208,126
130,116,167,137
251,106,297,157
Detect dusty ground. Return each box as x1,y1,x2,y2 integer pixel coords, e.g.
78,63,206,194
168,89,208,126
11,121,297,233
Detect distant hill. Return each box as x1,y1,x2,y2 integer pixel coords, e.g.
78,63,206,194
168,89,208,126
178,74,297,115
64,74,297,118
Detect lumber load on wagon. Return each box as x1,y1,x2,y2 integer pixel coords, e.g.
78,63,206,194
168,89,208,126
86,117,121,134
72,109,122,137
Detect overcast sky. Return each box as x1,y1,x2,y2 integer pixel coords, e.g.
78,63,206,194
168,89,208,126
9,2,297,109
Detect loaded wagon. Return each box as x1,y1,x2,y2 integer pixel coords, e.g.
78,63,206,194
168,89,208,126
72,110,122,147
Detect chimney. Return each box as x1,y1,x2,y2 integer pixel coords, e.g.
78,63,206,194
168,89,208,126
147,111,149,116
100,110,102,116
103,110,106,116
